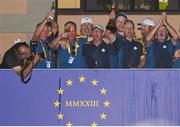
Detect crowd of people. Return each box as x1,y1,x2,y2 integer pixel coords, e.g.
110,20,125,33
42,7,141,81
0,10,180,77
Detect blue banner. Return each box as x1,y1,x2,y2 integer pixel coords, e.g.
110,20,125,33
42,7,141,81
0,69,180,126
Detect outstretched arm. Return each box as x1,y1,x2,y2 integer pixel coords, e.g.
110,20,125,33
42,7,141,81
49,33,69,49
146,16,163,44
162,12,178,45
31,12,55,42
103,10,117,44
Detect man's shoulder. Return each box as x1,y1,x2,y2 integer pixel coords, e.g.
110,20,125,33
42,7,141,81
84,41,92,45
76,34,89,45
83,42,94,50
30,40,42,45
76,33,88,39
30,40,44,50
101,41,109,47
116,35,125,40
133,39,144,46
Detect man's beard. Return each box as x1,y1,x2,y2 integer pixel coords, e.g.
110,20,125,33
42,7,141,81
82,28,91,36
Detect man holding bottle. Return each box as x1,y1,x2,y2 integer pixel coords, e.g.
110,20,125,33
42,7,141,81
30,11,59,68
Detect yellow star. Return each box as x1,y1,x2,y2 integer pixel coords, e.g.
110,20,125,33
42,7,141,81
66,79,73,86
100,88,107,94
57,88,64,95
66,121,73,127
103,100,110,107
100,113,107,120
54,100,60,108
57,113,64,120
91,122,98,127
79,76,86,83
91,79,98,86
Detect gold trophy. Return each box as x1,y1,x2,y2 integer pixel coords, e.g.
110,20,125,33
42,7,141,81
106,0,117,33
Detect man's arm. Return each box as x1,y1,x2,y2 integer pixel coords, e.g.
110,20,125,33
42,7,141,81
49,35,61,49
13,54,41,78
49,33,68,49
31,12,54,42
49,20,59,34
103,10,117,44
104,30,116,44
162,12,178,45
137,43,146,68
146,16,163,43
138,55,146,68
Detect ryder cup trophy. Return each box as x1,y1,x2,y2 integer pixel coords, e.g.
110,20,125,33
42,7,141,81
106,0,117,33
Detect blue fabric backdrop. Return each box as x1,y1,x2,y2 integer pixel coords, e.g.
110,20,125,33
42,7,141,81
0,69,180,126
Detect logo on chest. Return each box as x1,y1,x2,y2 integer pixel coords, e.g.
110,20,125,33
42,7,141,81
133,46,138,50
101,48,106,53
163,45,167,49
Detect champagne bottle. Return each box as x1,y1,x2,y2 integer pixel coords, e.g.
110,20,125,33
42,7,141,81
49,1,56,20
51,1,56,13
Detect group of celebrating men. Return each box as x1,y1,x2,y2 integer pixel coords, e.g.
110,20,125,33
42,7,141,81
1,10,180,77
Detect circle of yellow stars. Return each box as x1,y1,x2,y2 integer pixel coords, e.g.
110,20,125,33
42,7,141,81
54,75,111,127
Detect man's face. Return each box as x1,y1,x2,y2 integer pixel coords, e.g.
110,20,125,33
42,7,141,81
124,22,134,39
67,24,76,42
80,23,92,36
18,46,32,60
92,28,103,41
115,16,126,33
156,25,168,42
39,25,49,41
141,25,153,37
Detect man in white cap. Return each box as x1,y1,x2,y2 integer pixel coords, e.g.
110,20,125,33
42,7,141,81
80,16,93,36
76,16,93,42
135,18,156,65
137,17,156,47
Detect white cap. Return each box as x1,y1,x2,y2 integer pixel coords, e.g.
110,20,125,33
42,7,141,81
138,18,156,27
81,16,93,24
92,24,104,32
14,38,21,44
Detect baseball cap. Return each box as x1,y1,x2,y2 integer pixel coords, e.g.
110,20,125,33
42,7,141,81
92,24,104,32
115,12,127,20
81,16,93,24
138,18,156,27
